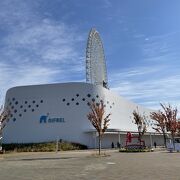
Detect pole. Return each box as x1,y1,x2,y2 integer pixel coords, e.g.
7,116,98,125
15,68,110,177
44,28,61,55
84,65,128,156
56,137,59,153
0,136,2,152
118,132,121,148
150,133,152,148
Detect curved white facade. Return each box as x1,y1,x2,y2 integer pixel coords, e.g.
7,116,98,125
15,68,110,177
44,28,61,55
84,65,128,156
3,82,164,148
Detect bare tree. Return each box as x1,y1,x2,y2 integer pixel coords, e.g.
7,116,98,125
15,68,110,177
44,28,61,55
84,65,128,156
0,106,10,150
150,110,167,147
160,103,179,150
87,101,111,155
0,106,10,131
132,108,147,143
177,121,180,137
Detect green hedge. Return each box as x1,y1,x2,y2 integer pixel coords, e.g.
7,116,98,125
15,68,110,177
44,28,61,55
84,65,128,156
2,141,88,152
119,148,152,153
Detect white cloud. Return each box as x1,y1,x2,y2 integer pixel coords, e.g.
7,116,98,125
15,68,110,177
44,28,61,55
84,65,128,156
3,19,84,64
142,31,180,63
0,0,85,105
102,0,112,8
110,30,180,110
109,65,180,110
0,62,59,103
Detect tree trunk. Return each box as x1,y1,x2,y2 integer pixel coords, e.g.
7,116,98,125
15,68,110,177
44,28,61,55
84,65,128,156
162,131,167,148
98,134,101,155
172,133,175,151
138,133,141,144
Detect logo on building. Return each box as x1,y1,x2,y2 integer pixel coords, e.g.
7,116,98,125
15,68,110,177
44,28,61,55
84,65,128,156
40,114,65,124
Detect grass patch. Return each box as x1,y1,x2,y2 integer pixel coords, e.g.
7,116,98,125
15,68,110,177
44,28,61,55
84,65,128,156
2,141,87,152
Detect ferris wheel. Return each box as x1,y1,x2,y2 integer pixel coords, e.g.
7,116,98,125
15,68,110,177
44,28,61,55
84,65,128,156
86,28,108,88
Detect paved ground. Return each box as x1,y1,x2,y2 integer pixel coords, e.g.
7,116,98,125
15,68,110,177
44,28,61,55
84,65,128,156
0,150,179,180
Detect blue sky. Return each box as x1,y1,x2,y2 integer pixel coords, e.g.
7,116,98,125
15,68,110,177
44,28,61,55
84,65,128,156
0,0,180,110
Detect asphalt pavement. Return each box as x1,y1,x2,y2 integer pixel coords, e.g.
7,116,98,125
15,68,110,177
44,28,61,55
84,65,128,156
0,150,179,180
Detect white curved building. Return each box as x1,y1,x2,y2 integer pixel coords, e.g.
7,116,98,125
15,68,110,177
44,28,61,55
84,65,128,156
3,29,164,148
3,82,163,148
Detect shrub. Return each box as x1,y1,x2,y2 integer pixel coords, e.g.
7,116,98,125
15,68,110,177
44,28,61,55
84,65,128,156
119,148,151,153
2,141,87,152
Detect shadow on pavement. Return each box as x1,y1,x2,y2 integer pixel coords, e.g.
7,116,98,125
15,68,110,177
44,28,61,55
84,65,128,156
8,157,78,161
